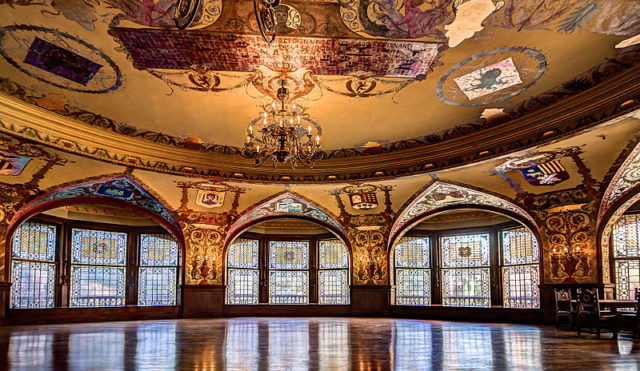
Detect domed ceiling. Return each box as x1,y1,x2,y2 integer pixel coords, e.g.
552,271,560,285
0,0,639,182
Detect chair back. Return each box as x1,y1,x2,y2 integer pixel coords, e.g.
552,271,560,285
576,288,601,318
554,288,572,312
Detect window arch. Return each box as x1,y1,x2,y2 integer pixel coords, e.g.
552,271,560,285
10,216,181,309
391,210,540,309
225,227,350,305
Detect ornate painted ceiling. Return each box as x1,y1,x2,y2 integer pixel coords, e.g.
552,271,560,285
0,0,639,182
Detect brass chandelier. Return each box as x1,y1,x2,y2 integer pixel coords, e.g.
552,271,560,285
243,81,323,168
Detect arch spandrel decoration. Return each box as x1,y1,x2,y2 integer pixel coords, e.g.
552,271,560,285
389,181,536,246
226,192,348,246
598,140,640,283
8,175,183,243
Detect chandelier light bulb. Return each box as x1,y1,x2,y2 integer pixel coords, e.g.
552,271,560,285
308,125,312,134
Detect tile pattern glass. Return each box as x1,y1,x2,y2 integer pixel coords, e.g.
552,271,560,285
70,229,127,307
71,229,127,266
139,234,178,306
269,241,309,270
139,234,178,266
614,215,640,300
502,227,540,309
10,261,56,309
228,239,259,269
227,269,260,304
442,268,490,307
11,221,56,261
10,221,57,309
269,271,309,304
318,240,348,269
396,268,431,306
441,234,490,307
318,270,349,305
395,237,430,268
70,266,126,307
441,234,490,268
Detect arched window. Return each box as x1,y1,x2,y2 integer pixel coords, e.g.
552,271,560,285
392,210,539,309
612,213,640,300
10,213,180,309
226,232,349,305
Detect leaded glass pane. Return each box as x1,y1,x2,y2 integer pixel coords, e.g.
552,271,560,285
319,240,348,269
228,239,259,269
318,269,349,305
140,234,178,267
503,264,539,308
269,271,309,304
615,260,640,300
138,267,177,306
12,221,56,262
227,269,259,304
441,234,490,268
395,237,430,268
502,228,539,266
396,268,431,306
70,266,125,307
10,261,55,309
614,214,640,258
71,229,127,266
269,241,309,270
442,268,490,307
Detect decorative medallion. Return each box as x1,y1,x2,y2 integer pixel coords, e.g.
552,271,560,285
96,184,134,199
459,246,472,257
350,192,379,210
437,47,547,106
175,0,201,29
273,3,302,34
0,25,122,94
519,159,570,186
276,199,303,213
0,151,31,176
195,190,225,208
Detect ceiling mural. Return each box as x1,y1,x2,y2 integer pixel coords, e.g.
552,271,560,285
0,0,639,182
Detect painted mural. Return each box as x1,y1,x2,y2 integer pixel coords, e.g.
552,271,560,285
437,47,547,107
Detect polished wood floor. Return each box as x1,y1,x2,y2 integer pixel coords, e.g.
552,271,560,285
0,317,639,370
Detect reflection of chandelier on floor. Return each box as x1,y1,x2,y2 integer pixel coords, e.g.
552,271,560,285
243,80,323,168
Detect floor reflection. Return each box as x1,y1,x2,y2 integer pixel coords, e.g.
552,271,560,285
1,317,640,370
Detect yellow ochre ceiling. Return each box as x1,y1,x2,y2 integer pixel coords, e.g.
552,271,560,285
0,0,639,183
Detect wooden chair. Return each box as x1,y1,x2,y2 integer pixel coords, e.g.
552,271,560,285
575,288,618,339
554,288,573,329
617,287,640,338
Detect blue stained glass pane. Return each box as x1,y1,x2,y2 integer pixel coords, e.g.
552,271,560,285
395,237,430,268
227,269,259,304
269,271,309,304
140,234,178,267
319,240,348,269
318,270,349,305
138,267,177,306
70,266,125,307
269,241,309,270
10,261,56,309
71,229,127,266
613,214,640,258
12,221,56,262
442,268,490,307
503,265,539,309
502,228,539,266
228,239,259,269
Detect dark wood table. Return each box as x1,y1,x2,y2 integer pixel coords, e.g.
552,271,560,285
598,300,637,313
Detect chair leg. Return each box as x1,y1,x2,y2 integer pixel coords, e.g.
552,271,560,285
596,326,601,339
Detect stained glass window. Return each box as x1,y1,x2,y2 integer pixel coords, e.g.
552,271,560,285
318,240,349,305
269,241,309,270
70,228,127,307
226,239,260,304
10,221,57,309
269,241,310,304
502,227,540,309
227,269,259,304
441,233,490,307
613,214,640,300
138,234,178,306
269,271,309,304
394,237,431,306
